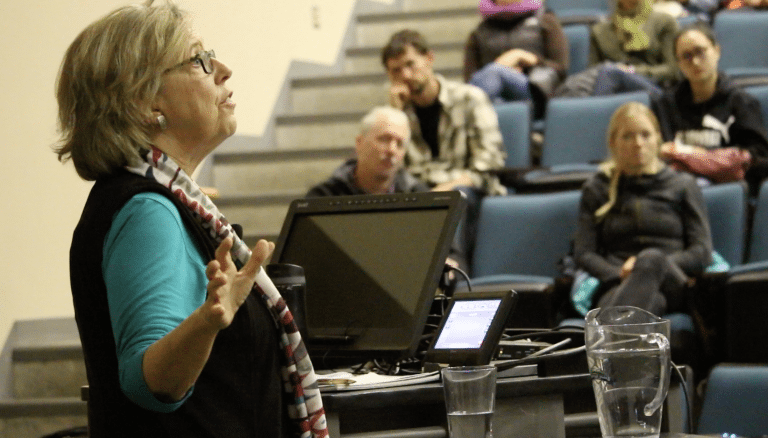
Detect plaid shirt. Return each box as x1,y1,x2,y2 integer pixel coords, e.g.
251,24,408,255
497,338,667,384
401,74,507,195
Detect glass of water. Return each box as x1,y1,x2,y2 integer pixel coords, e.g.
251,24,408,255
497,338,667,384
441,365,497,438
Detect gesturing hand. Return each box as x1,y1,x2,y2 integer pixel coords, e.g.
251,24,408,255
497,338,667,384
203,238,275,330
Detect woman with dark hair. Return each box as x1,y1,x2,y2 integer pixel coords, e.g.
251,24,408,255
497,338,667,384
652,22,768,194
463,0,569,116
55,1,328,437
574,102,713,316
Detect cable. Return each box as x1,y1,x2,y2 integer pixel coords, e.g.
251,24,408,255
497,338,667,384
444,264,472,293
494,345,587,371
670,360,694,434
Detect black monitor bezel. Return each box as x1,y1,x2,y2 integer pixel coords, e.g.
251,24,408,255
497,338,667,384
271,191,466,359
425,290,518,366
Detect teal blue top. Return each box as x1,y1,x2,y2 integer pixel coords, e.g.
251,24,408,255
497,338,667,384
102,192,207,412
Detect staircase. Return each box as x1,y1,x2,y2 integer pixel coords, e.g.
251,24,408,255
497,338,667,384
210,0,481,245
0,318,86,438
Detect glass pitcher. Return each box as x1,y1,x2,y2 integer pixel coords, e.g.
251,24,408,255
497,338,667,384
585,306,671,438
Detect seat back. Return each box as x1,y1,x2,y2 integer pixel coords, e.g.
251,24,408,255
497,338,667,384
562,24,591,76
472,191,581,279
714,11,768,75
495,101,532,168
701,182,748,266
541,91,651,167
747,179,768,263
545,0,609,21
697,364,768,436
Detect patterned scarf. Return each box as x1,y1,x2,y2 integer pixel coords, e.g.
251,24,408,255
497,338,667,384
613,0,652,52
126,146,329,438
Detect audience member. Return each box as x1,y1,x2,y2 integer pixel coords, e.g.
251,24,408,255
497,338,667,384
306,106,423,197
574,102,713,316
555,0,678,97
306,106,467,270
381,29,507,266
653,0,719,20
381,29,506,196
463,0,569,117
55,1,327,436
721,0,768,9
652,22,768,194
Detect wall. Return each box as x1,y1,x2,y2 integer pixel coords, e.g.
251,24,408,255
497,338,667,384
0,0,377,344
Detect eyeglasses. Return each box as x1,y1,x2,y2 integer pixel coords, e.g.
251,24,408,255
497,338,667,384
166,50,216,74
677,46,708,63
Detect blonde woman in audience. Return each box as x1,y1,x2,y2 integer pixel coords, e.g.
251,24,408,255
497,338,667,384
574,102,712,316
652,23,768,194
55,1,327,436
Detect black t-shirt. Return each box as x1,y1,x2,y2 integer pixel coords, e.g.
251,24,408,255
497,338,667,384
415,99,443,158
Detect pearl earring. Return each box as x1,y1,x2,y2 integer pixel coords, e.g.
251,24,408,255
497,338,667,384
157,115,167,130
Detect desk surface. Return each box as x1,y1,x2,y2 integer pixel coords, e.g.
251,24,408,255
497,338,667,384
320,372,592,410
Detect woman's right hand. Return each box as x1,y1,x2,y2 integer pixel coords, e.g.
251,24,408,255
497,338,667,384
203,238,274,330
620,256,637,280
495,49,539,71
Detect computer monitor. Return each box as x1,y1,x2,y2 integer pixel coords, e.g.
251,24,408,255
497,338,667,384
271,191,465,360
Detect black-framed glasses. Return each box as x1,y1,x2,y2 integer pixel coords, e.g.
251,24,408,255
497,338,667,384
166,50,216,74
677,46,707,63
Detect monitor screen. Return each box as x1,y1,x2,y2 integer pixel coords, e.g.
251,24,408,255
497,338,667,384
272,191,465,359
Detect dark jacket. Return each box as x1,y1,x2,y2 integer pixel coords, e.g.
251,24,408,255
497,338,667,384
306,158,429,197
652,73,768,192
70,171,288,438
574,166,712,284
463,10,569,85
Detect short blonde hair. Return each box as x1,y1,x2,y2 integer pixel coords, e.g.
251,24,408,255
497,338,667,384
55,0,192,181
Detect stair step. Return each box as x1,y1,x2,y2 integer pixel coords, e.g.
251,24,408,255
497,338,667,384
345,41,464,75
355,7,480,48
212,147,352,198
403,0,479,11
0,397,87,438
289,68,462,114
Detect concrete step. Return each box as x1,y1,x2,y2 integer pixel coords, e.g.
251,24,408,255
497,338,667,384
345,41,464,75
212,147,353,198
403,0,479,11
355,7,480,48
3,319,85,401
289,68,461,115
212,148,354,238
0,318,87,438
274,112,361,151
0,398,86,438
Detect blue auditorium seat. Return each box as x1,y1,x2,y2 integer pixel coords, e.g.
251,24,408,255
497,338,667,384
545,0,609,24
713,11,768,80
562,24,591,76
494,101,532,169
541,91,651,168
701,182,748,268
697,364,768,437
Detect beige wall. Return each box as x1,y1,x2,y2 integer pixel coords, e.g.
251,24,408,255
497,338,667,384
0,0,376,343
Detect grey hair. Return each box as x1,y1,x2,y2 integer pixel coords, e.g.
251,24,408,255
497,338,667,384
359,106,410,136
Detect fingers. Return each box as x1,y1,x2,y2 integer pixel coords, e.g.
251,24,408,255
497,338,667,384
214,237,234,267
240,239,274,278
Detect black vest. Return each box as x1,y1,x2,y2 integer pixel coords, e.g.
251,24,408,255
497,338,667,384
69,171,288,438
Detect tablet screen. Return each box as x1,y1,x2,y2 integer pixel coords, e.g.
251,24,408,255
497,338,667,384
433,299,502,349
425,290,517,366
